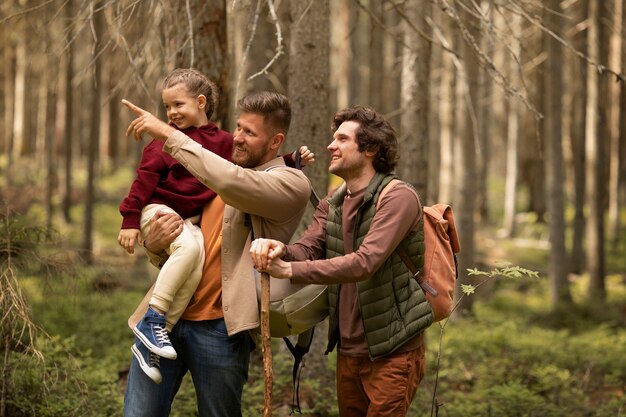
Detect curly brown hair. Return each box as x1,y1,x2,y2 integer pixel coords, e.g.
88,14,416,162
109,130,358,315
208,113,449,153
331,106,398,173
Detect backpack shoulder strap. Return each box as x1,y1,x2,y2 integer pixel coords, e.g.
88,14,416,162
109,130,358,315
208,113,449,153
376,178,403,209
284,147,321,413
283,328,315,414
376,179,438,296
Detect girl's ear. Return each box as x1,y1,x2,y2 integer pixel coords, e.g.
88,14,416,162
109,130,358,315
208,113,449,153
197,94,207,109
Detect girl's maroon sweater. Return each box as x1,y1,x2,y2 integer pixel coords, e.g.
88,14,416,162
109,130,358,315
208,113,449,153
119,123,233,230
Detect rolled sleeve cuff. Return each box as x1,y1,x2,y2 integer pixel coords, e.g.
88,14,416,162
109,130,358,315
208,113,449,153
163,130,187,155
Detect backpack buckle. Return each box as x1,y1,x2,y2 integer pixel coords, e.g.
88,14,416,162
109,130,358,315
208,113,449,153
414,270,439,297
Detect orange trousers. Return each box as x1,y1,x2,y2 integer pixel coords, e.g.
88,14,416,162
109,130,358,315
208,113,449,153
336,345,426,417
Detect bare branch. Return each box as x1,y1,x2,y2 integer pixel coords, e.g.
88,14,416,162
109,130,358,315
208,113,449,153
235,0,263,100
354,0,457,57
434,0,541,117
293,0,314,27
0,0,56,24
429,16,481,152
104,3,152,98
508,1,624,82
185,0,195,67
247,0,284,81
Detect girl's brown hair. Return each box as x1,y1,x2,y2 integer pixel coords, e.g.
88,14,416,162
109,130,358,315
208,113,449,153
162,68,219,118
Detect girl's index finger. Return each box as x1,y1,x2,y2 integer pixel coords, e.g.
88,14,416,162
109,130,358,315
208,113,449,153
121,99,145,116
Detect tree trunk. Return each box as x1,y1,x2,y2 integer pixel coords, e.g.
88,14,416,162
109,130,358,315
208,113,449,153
288,0,330,201
99,58,111,172
598,1,612,207
382,6,401,120
543,0,572,307
476,0,494,222
227,2,247,129
330,0,351,110
45,71,56,234
61,0,74,223
36,65,49,168
568,0,588,274
399,0,432,199
434,13,455,205
368,1,384,113
176,0,230,128
330,0,351,111
11,29,27,163
2,1,15,157
529,61,546,222
108,75,121,171
449,2,479,315
502,12,522,237
349,1,371,106
428,12,443,202
518,17,546,222
620,0,626,243
608,0,623,249
585,0,606,300
82,1,104,264
35,54,55,232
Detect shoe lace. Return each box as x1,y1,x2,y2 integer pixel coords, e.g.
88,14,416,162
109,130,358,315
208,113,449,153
149,351,160,367
154,325,171,346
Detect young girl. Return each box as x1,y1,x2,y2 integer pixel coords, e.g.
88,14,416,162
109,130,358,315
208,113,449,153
118,68,232,383
119,68,314,383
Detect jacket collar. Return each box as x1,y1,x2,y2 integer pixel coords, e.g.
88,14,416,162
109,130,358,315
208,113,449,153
329,172,396,209
254,155,286,171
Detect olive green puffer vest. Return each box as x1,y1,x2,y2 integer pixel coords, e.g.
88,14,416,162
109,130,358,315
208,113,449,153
325,173,433,359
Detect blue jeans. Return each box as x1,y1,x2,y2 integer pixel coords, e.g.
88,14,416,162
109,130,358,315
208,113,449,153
124,318,252,417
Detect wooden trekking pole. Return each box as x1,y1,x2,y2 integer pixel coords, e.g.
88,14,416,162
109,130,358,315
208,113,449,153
260,272,273,416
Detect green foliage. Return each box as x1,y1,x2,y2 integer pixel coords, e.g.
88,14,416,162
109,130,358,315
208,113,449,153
6,336,93,417
462,263,540,296
0,209,51,269
0,208,127,417
27,267,140,357
408,282,626,417
6,257,625,417
407,258,625,417
7,268,140,417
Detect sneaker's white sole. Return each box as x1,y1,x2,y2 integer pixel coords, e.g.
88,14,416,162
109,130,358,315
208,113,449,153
133,326,178,360
131,344,162,384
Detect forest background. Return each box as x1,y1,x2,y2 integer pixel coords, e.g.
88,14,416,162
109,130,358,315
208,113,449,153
1,0,625,416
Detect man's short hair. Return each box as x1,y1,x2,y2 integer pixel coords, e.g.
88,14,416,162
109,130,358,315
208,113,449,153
331,106,398,173
237,91,291,135
162,68,219,119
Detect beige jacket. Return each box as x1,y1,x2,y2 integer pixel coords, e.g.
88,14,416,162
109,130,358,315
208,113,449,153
131,130,311,336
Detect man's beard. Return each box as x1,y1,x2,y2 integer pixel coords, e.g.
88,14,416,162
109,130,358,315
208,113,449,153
232,145,265,168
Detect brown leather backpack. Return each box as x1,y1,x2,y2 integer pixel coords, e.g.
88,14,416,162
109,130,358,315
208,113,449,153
379,179,461,322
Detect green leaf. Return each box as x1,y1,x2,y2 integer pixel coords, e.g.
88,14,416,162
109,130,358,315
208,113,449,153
461,284,476,295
